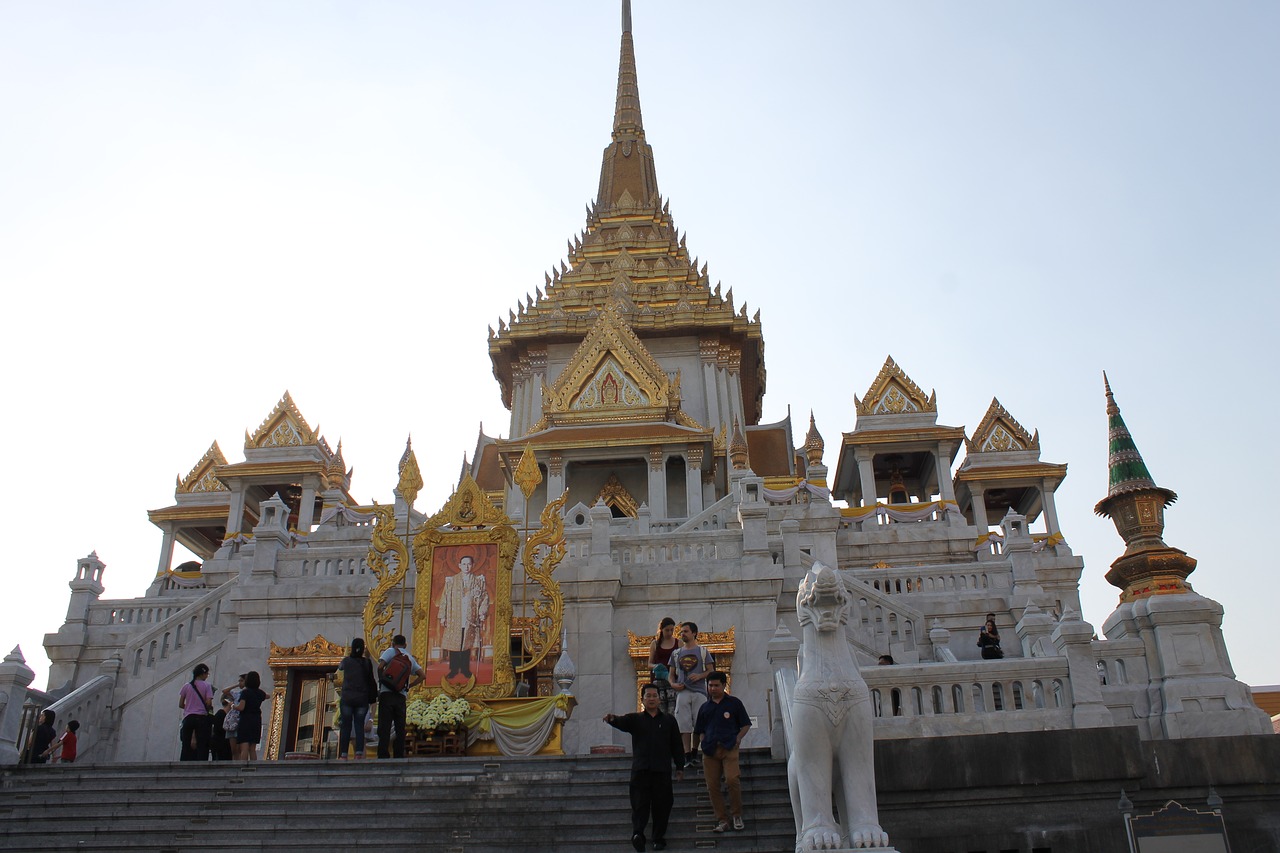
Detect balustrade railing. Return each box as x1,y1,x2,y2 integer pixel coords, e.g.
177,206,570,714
122,580,235,678
42,674,117,762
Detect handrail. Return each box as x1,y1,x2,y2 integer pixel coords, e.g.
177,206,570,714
42,674,117,762
122,579,235,679
669,491,738,533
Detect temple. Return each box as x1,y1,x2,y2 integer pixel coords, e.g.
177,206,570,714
13,1,1269,770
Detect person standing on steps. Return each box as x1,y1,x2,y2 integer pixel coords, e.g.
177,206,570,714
178,663,214,761
605,683,686,852
377,634,424,758
668,621,713,766
337,637,378,759
694,671,752,833
233,671,268,761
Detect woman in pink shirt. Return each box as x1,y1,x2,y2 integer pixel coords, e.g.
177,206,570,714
178,663,214,761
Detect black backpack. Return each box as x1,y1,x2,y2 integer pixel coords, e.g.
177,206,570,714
380,650,412,692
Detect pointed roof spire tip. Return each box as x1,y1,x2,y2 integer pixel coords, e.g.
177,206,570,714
622,0,632,34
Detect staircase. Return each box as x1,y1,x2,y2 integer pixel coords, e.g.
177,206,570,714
0,751,794,853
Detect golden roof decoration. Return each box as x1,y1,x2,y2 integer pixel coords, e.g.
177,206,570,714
514,444,543,500
267,634,345,665
854,356,936,416
804,411,825,466
594,473,640,518
326,439,351,488
729,418,749,470
245,391,319,450
538,304,697,428
397,436,423,506
420,473,512,531
486,2,766,424
177,442,229,494
966,398,1040,453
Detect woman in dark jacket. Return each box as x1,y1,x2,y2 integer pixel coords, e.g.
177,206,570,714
336,637,377,759
978,619,1003,659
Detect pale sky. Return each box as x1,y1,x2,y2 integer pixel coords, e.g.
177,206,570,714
2,2,1277,691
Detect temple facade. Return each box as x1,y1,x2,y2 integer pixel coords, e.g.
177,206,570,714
23,2,1268,764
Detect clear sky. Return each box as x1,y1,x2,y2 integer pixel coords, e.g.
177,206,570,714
2,2,1277,691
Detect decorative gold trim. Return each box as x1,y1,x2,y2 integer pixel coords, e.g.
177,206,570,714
177,442,229,494
362,503,411,655
266,635,344,761
410,476,519,700
514,444,543,500
966,398,1039,453
245,391,318,449
593,474,640,518
513,490,568,674
854,356,936,416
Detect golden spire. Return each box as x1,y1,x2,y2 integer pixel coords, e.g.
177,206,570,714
397,436,423,507
729,418,749,470
597,0,658,208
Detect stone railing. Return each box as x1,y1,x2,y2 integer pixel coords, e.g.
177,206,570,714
610,530,742,566
861,657,1074,738
43,670,119,762
669,492,738,533
846,584,925,660
122,580,235,679
851,567,1011,597
93,596,200,627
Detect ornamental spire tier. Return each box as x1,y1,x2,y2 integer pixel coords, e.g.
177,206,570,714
486,0,765,440
1094,374,1195,602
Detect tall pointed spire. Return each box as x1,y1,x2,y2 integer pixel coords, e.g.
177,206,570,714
1099,371,1174,502
1094,373,1194,602
597,0,658,208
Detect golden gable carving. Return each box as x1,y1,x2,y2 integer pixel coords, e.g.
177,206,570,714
541,305,683,426
177,442,229,494
966,397,1039,454
245,391,319,449
854,356,936,416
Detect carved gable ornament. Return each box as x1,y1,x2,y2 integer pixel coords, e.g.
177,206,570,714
245,391,319,449
177,442,229,494
967,398,1040,454
540,305,688,427
854,356,936,417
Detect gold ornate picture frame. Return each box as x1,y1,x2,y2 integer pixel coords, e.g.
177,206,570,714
410,477,519,699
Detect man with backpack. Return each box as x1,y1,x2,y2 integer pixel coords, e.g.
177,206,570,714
376,634,424,759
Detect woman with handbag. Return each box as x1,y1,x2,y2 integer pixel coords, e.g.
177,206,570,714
336,638,378,759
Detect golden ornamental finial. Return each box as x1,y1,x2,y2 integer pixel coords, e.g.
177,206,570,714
397,436,423,507
514,444,543,500
804,411,825,466
729,418,749,470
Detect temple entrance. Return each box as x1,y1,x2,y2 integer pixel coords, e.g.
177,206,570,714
286,670,339,756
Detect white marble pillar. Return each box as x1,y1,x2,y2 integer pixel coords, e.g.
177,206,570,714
971,486,990,530
547,453,565,505
297,482,317,532
1040,483,1061,536
225,490,246,537
155,527,176,576
685,447,704,518
857,453,878,507
646,447,667,520
935,444,957,503
511,377,526,436
701,339,722,429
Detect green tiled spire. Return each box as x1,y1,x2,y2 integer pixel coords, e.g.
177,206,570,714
1095,372,1177,516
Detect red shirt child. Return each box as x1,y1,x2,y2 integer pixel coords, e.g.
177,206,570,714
54,721,79,763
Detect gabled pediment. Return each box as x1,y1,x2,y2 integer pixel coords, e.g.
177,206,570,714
967,398,1039,454
854,356,936,416
177,442,229,494
540,305,688,427
245,391,318,449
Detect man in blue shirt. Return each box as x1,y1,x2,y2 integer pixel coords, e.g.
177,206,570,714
376,634,424,759
693,671,751,833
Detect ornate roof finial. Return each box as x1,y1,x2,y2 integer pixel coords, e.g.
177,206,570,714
1094,373,1194,602
597,0,658,208
804,411,825,467
729,418,749,470
397,435,423,507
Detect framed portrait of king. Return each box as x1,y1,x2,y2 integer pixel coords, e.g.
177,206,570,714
411,504,519,699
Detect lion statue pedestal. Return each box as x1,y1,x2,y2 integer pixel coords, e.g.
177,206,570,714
787,563,899,852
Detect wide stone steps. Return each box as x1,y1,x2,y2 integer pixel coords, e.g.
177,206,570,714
0,751,796,853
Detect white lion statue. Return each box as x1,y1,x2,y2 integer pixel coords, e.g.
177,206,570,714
788,563,890,851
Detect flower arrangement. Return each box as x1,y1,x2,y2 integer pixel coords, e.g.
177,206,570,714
406,695,471,733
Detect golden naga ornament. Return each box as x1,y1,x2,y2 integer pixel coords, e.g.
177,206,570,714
514,489,569,674
362,502,411,655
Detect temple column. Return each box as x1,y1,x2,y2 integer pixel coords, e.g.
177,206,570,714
155,527,176,576
529,347,548,435
857,452,878,507
701,338,722,430
547,452,565,504
297,479,317,532
725,348,744,427
971,486,990,530
646,447,667,521
685,446,704,518
935,444,957,504
225,489,246,536
1041,483,1061,536
511,376,526,437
